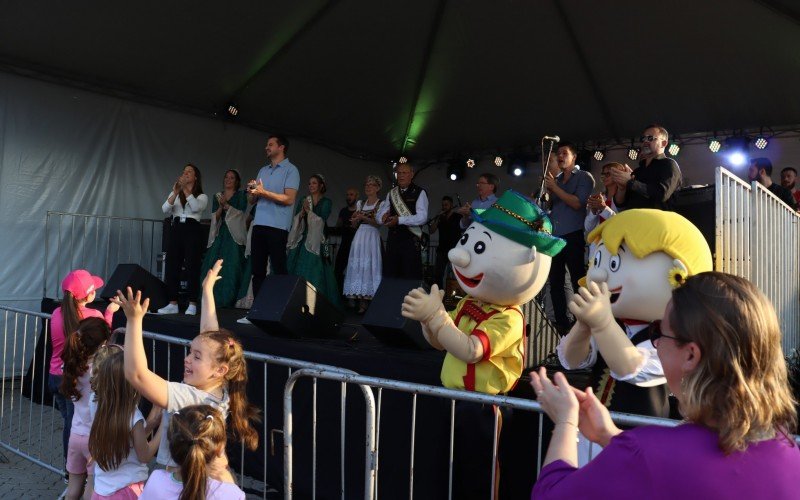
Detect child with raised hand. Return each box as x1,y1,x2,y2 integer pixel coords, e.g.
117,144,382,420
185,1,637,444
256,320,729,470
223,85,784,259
50,270,119,472
140,405,245,500
89,349,162,499
112,259,260,471
60,317,112,500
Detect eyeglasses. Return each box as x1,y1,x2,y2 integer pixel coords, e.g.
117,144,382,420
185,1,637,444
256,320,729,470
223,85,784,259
476,181,491,186
648,320,682,346
640,135,661,143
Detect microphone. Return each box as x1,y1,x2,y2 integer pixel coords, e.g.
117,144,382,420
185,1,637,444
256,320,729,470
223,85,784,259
543,135,560,142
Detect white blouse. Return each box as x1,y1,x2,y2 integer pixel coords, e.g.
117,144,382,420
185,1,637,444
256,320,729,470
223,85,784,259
162,191,208,221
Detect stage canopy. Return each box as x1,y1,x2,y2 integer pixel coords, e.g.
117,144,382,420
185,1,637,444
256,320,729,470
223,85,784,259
2,0,800,161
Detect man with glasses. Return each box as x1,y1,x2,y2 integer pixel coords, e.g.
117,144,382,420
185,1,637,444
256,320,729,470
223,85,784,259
611,124,682,210
457,173,499,229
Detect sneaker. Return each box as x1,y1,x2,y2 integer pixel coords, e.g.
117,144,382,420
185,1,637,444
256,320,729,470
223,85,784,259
185,304,197,316
156,303,179,315
236,315,252,325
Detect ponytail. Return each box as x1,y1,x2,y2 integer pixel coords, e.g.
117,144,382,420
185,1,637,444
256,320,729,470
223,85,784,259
198,330,260,450
169,405,226,500
60,317,111,400
60,291,82,341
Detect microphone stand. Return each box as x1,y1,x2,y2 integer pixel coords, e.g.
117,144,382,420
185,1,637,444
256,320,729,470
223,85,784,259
538,137,557,208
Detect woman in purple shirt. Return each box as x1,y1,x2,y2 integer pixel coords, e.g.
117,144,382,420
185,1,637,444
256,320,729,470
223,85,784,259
531,272,799,499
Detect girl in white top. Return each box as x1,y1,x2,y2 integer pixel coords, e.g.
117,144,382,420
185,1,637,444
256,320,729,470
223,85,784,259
140,405,245,500
60,317,112,500
89,348,162,499
158,163,209,316
113,259,260,470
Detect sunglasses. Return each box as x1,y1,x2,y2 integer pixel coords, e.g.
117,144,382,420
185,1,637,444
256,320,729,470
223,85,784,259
648,320,682,345
640,135,661,143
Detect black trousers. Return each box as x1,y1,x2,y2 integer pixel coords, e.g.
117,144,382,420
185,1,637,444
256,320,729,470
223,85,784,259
383,229,422,280
334,234,354,295
165,218,203,302
452,401,510,500
251,225,289,299
548,229,586,328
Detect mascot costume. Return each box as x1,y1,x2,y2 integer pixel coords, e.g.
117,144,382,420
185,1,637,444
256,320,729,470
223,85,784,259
402,190,564,498
559,208,713,463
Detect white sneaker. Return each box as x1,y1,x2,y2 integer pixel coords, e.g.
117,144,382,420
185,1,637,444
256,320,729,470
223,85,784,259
156,303,179,315
185,304,197,316
236,315,252,325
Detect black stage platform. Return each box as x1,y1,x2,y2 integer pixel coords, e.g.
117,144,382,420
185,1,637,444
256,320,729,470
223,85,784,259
34,299,544,499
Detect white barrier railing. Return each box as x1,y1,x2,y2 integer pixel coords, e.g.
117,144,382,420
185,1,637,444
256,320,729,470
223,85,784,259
715,167,800,353
43,211,165,300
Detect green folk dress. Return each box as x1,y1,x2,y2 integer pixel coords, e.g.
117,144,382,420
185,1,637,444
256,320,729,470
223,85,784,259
286,196,342,308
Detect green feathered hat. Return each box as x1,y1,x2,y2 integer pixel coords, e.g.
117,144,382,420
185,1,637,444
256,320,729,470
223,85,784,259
471,190,566,257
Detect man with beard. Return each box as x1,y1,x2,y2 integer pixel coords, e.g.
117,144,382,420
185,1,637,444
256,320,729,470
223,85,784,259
780,167,800,207
749,158,797,209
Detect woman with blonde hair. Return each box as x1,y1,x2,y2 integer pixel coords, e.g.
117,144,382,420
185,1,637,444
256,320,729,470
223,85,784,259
343,175,383,313
532,272,799,498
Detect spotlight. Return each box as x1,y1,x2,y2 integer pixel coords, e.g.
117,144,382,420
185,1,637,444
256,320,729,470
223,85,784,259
728,152,747,166
227,104,239,116
593,149,605,161
754,136,768,150
668,142,680,157
447,160,465,181
708,138,722,153
494,156,503,167
466,158,475,168
724,137,750,167
513,167,523,177
399,156,408,164
507,154,528,177
627,147,639,161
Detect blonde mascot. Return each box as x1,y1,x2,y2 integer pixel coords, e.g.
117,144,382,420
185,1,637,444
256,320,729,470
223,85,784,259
402,190,565,498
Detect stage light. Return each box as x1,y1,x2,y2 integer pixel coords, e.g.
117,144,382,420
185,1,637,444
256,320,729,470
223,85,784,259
593,149,605,161
513,167,523,177
447,160,465,181
399,156,408,164
227,104,239,116
668,142,680,157
466,158,475,168
708,138,722,153
627,147,639,161
728,151,747,166
507,154,528,177
754,136,768,150
449,173,457,181
494,156,503,167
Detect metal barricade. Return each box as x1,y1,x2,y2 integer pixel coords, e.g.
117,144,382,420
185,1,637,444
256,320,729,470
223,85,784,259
43,211,165,299
715,167,800,353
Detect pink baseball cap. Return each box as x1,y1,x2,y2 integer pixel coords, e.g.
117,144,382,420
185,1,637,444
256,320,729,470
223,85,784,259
61,270,104,300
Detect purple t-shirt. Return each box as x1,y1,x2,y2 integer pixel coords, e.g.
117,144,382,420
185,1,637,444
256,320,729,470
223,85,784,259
533,423,800,499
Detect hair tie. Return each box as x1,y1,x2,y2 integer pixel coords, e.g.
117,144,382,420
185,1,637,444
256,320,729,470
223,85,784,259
205,414,214,420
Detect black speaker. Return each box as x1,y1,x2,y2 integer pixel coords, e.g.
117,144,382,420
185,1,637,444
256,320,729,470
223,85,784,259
100,264,168,312
363,278,433,350
248,275,344,338
674,185,715,251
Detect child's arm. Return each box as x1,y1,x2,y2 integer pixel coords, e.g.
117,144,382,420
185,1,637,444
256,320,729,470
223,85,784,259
131,420,161,463
112,288,169,408
200,259,223,333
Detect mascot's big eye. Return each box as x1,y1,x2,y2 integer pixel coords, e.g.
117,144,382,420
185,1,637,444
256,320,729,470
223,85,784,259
593,251,602,268
474,241,486,254
609,254,621,272
460,233,469,245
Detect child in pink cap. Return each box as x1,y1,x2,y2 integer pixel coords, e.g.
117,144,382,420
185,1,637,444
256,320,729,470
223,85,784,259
49,270,118,477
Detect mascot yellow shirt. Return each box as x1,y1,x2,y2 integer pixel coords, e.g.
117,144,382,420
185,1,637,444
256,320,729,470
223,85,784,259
440,297,525,395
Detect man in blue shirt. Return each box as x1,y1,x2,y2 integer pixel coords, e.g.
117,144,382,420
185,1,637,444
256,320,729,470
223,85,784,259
241,135,300,321
457,172,499,229
546,141,594,334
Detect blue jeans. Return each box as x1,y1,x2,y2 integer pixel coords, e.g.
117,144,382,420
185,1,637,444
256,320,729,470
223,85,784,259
48,374,73,464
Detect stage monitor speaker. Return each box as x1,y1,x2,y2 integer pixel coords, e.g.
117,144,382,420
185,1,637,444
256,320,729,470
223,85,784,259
248,275,344,339
363,278,433,350
673,185,715,251
100,264,168,312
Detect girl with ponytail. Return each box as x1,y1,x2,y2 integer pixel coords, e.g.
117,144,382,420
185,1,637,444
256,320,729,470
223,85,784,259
140,405,245,500
114,259,260,470
60,316,112,499
49,269,118,472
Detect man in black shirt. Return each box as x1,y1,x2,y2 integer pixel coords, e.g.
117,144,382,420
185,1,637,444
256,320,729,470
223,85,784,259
334,187,359,301
749,158,797,209
612,124,682,210
430,196,462,286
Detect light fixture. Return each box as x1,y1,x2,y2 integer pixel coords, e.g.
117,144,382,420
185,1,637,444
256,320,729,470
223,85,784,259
728,151,747,166
398,156,408,164
513,167,523,177
627,146,639,161
593,149,605,161
754,136,768,150
507,154,528,177
724,136,750,167
227,104,239,116
708,138,722,153
466,158,475,168
668,142,681,157
447,160,465,181
494,156,503,167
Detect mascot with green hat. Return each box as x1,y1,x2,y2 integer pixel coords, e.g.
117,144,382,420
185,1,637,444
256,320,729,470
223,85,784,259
402,190,564,498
